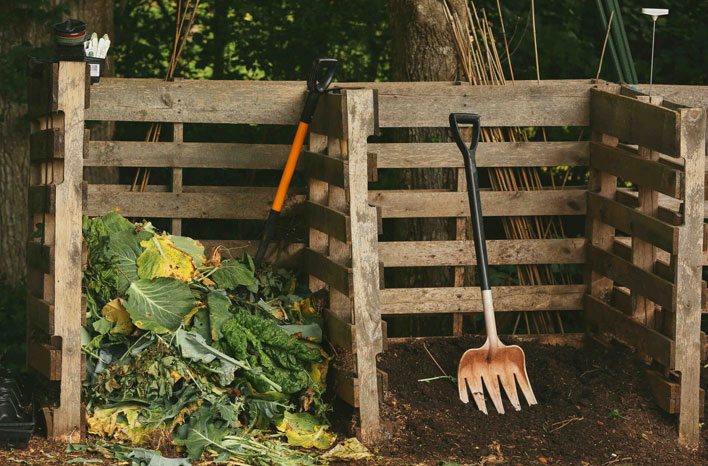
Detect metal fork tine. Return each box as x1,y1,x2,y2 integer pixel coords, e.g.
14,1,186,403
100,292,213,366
514,366,538,406
498,368,521,411
482,371,505,414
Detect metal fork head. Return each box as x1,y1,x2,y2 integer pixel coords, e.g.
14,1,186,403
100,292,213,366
458,340,537,414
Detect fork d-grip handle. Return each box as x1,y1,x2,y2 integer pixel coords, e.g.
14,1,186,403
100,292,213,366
449,113,489,291
254,58,338,268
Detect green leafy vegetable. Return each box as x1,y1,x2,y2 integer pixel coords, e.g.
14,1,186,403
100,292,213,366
212,259,256,290
123,278,195,333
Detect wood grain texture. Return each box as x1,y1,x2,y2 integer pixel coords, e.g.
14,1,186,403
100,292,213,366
27,61,58,120
372,141,589,168
84,189,304,219
586,245,675,311
27,341,61,381
590,88,680,157
584,294,674,368
378,238,585,267
343,89,382,443
311,92,345,139
306,201,350,244
589,142,683,199
674,107,706,447
325,308,355,352
27,295,54,335
85,141,294,169
27,241,52,274
302,247,352,297
302,151,349,189
646,369,706,416
380,285,585,315
586,192,678,254
369,189,586,218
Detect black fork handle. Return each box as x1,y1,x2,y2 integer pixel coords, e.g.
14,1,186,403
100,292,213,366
449,113,489,291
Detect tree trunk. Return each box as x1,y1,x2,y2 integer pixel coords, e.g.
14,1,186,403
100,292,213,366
0,1,115,286
388,0,466,289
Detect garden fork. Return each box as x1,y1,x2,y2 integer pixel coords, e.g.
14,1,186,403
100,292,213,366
449,113,537,414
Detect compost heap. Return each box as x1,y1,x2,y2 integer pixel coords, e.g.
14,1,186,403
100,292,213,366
81,212,334,465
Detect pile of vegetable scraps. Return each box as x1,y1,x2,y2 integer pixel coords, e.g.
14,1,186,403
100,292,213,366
81,212,334,465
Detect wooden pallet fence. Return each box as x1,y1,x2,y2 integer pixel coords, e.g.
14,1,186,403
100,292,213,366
585,87,706,448
26,60,87,442
304,89,384,444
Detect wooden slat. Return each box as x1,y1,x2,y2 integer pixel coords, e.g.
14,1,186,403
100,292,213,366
590,88,679,157
310,92,344,139
589,142,683,198
306,201,350,243
586,245,675,311
333,369,386,409
84,79,596,126
302,248,352,297
584,294,674,368
85,141,293,169
375,81,595,127
27,242,52,274
646,370,706,416
27,341,61,381
325,309,355,352
28,185,56,214
303,151,348,188
27,295,54,335
30,128,64,162
84,189,304,219
586,192,678,253
379,238,585,267
380,285,585,315
614,189,683,225
369,189,586,218
372,142,589,169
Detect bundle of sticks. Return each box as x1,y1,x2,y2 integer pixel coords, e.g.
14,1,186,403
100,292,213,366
443,0,572,334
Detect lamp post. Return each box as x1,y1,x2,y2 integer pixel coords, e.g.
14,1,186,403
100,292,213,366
641,8,669,102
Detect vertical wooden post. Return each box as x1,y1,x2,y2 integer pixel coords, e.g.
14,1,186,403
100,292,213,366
584,132,618,306
171,122,184,235
44,61,85,441
674,107,706,448
343,89,382,443
453,168,466,336
308,132,329,293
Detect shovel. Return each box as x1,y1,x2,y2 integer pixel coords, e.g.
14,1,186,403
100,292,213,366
449,113,537,414
254,58,338,268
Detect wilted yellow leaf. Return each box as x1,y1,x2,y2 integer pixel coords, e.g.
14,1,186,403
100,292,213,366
137,235,196,282
101,298,134,335
276,411,336,449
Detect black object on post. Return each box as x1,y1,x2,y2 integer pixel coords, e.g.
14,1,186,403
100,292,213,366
253,58,338,268
449,113,488,290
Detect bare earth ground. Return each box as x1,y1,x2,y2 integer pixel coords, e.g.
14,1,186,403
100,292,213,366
2,337,707,465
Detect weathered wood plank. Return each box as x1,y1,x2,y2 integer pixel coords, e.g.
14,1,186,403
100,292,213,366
586,244,675,311
590,88,679,157
345,89,382,444
380,285,585,315
589,142,683,198
674,107,706,447
310,92,345,139
372,142,589,168
30,128,64,162
378,238,585,267
325,309,355,352
84,189,304,219
27,295,54,335
85,141,294,169
303,151,348,189
586,192,678,253
27,341,61,381
646,370,706,416
302,248,352,297
306,201,350,244
369,189,586,218
584,294,674,368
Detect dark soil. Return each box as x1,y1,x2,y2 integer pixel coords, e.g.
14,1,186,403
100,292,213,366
330,337,708,465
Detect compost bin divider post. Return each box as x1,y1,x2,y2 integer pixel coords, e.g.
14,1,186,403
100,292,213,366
25,60,86,442
171,121,184,235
